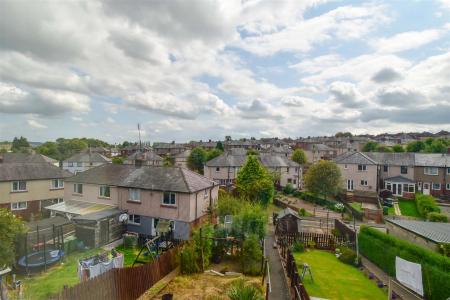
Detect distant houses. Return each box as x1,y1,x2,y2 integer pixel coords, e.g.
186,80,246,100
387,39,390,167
124,151,163,166
62,150,111,174
0,153,71,220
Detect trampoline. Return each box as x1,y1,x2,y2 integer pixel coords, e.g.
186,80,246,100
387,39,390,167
18,249,64,269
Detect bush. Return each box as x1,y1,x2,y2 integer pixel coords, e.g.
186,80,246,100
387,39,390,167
338,247,357,265
416,194,440,218
232,204,267,240
282,183,296,195
427,212,448,222
227,279,263,300
241,234,263,275
439,243,450,257
358,226,450,300
123,233,138,248
298,208,307,216
292,241,305,253
331,228,341,237
180,243,200,274
180,224,214,274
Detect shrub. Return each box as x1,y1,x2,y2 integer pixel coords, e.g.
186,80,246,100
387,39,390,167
123,233,138,248
439,243,450,257
282,183,296,195
331,228,341,237
179,243,200,274
427,212,448,222
232,204,267,240
241,234,263,275
227,279,263,300
298,208,307,216
338,247,357,265
415,194,440,218
358,226,450,300
179,224,214,274
292,241,305,253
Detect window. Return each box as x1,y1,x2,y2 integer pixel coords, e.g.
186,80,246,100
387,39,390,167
293,179,297,184
287,167,290,173
52,198,64,204
287,178,292,184
68,162,73,167
12,181,27,192
162,192,176,206
447,168,450,175
216,167,220,172
51,179,64,189
99,185,110,198
386,182,392,190
73,183,83,194
424,167,438,175
408,185,415,193
76,162,82,167
358,165,367,171
344,164,348,169
432,183,441,190
447,183,450,190
360,180,368,186
383,165,388,172
400,166,408,174
169,220,176,230
128,188,141,202
128,214,141,225
295,168,298,173
11,201,27,210
204,189,208,199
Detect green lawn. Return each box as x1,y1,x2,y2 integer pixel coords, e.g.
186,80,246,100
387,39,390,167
350,202,362,212
398,199,420,218
294,250,386,300
21,248,102,300
116,245,154,266
387,206,395,215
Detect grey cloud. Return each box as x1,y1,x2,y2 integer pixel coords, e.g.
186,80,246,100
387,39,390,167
371,67,403,83
237,99,282,119
329,81,363,108
360,104,450,124
376,86,425,107
281,96,305,107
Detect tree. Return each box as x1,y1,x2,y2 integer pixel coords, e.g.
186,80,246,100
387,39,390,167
406,140,425,152
112,157,124,164
11,136,30,152
362,141,379,152
304,160,341,200
428,139,447,153
187,147,207,174
392,144,405,152
163,156,174,167
335,132,352,138
0,209,26,267
246,148,259,156
375,145,393,152
292,149,307,164
36,141,61,160
215,141,224,151
206,148,223,161
235,155,274,206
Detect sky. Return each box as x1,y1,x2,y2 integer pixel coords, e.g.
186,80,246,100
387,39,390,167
1,0,450,143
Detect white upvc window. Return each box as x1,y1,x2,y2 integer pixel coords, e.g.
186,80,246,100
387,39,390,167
76,162,82,167
287,167,290,173
446,183,450,190
128,214,141,225
360,180,368,186
216,167,220,172
68,162,74,167
432,183,441,190
162,192,176,206
51,179,64,189
52,198,64,204
11,201,27,210
128,188,141,202
73,183,83,194
99,185,111,198
424,167,438,176
447,168,450,175
12,181,27,192
358,164,367,171
344,164,348,169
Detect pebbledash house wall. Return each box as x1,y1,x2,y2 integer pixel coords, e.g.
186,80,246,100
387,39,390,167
338,163,378,192
204,165,240,184
64,182,120,206
0,179,65,220
414,166,450,198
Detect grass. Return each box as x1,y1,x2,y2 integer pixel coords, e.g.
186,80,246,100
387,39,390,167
350,202,363,212
21,248,102,300
387,206,395,215
398,199,420,218
116,245,154,266
294,250,386,300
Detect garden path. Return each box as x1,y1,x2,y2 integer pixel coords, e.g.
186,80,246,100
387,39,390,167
265,226,290,300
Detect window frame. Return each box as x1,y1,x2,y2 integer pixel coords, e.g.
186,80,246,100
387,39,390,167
360,180,368,186
446,183,450,190
68,162,74,167
73,183,83,194
128,188,141,202
383,165,388,172
357,164,367,172
99,185,111,198
162,192,177,206
76,162,82,167
12,180,27,192
215,167,220,172
400,166,408,174
128,214,141,225
432,183,441,190
11,201,27,210
424,167,438,176
51,179,64,189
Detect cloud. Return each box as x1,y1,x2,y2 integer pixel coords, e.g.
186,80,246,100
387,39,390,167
371,28,445,53
375,86,425,107
236,99,284,119
27,119,47,129
371,67,403,83
329,81,363,108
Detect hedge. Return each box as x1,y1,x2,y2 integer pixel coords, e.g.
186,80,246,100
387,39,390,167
415,194,440,218
358,226,450,300
427,212,448,223
294,191,339,211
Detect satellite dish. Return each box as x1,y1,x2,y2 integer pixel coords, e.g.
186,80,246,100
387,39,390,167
119,213,129,223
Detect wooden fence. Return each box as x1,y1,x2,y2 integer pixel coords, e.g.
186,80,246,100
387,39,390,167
278,232,346,251
54,246,179,300
280,247,310,300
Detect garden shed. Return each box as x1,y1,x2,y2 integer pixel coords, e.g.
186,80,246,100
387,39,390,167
275,207,302,234
73,208,125,248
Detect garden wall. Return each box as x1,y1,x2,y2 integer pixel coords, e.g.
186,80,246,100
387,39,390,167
358,226,450,300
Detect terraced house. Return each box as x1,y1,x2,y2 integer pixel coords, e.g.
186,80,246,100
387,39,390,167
62,150,111,174
0,153,71,220
414,153,450,199
60,164,218,240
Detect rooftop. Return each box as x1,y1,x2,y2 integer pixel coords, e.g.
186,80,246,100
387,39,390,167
387,219,450,243
0,153,57,164
63,151,111,163
0,163,72,181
